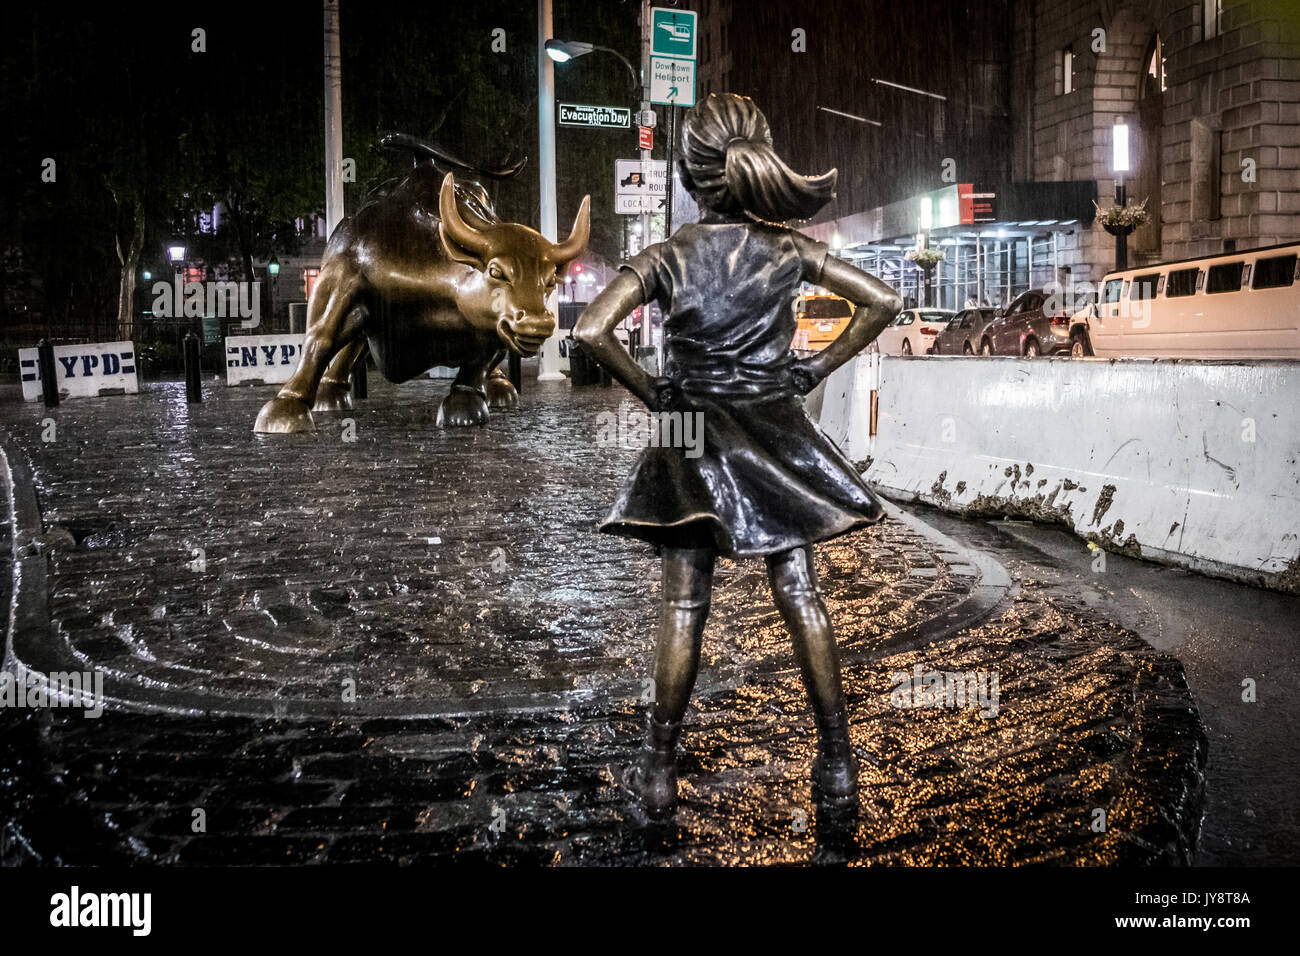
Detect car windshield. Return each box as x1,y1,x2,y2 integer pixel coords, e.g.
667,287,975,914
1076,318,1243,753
803,298,853,319
919,312,950,323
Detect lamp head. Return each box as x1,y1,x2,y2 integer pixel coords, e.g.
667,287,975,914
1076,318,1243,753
545,39,594,63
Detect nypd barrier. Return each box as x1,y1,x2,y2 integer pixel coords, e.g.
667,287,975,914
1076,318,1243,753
18,342,138,402
225,334,304,386
815,355,1300,593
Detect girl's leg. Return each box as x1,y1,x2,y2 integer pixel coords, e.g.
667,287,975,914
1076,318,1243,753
766,546,858,806
652,546,716,724
626,545,715,816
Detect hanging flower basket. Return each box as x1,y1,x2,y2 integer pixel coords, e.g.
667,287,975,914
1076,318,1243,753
906,247,946,270
1094,197,1149,235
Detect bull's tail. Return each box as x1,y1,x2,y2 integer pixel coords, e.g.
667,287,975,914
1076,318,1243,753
378,132,527,181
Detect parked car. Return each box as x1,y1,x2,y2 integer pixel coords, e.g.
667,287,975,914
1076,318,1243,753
792,293,853,350
932,307,998,355
977,290,1073,356
873,308,954,355
1077,242,1300,358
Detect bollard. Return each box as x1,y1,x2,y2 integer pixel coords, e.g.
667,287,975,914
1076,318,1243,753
354,349,368,400
507,352,522,393
37,339,59,407
184,332,202,403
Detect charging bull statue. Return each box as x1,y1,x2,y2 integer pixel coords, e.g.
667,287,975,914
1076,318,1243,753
254,137,590,432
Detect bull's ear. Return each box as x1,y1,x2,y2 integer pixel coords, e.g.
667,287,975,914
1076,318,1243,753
438,223,486,269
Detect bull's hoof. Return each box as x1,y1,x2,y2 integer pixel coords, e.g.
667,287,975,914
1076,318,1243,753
484,373,519,410
437,384,490,428
255,396,316,433
312,381,354,413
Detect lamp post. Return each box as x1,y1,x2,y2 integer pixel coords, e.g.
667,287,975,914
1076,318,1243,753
546,32,641,363
268,255,281,330
535,0,565,382
1111,119,1131,272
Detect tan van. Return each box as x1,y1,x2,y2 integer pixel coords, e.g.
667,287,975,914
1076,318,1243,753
1074,243,1300,358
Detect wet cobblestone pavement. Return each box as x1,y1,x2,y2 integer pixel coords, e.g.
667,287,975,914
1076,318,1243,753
1,377,1206,865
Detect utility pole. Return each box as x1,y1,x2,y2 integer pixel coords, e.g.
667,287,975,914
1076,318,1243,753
536,0,566,382
323,0,344,237
639,0,652,252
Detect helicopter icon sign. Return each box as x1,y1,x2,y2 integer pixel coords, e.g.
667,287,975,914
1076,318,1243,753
650,7,696,59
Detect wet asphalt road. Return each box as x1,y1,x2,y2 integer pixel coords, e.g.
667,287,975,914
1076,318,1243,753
0,375,1212,865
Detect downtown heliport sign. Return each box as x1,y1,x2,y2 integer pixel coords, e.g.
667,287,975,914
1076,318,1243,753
649,6,696,108
558,103,631,129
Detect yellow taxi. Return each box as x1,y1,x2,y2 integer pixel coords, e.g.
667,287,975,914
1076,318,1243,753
792,294,853,349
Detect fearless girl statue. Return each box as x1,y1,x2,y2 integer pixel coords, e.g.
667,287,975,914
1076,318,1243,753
575,93,903,817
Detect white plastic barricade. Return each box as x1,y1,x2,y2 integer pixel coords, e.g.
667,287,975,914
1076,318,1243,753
18,341,138,402
225,334,305,386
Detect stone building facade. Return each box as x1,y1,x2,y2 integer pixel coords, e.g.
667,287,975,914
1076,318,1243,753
693,0,1300,300
1017,0,1300,285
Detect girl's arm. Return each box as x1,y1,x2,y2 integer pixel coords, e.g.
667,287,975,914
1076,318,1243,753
796,256,902,389
574,270,661,409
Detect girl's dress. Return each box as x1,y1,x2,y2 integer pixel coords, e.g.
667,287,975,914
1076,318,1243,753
599,220,885,558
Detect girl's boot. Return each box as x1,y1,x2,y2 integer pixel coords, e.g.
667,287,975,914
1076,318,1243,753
622,715,682,819
812,707,858,808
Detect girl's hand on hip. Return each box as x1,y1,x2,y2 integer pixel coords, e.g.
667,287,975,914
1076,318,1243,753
648,376,681,412
790,358,823,396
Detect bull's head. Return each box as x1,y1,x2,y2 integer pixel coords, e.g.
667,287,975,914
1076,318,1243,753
438,173,590,357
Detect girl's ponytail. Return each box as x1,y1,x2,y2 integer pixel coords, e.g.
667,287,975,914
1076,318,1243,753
680,93,836,224
723,138,837,224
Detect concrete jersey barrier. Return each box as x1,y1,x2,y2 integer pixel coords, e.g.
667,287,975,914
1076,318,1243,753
819,354,1299,593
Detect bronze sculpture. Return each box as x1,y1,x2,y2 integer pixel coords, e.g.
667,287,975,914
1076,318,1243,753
255,137,590,432
574,93,903,817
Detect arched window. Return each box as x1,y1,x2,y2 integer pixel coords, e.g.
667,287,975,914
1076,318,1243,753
1142,34,1166,98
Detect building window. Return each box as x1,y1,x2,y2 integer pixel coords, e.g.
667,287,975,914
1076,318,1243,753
1060,48,1074,94
1203,0,1221,41
1145,35,1166,94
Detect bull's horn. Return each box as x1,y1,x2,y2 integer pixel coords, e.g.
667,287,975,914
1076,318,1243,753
438,173,492,259
551,195,591,264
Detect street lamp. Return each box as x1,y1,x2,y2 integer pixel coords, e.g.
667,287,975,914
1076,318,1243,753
268,255,280,329
167,244,186,265
1112,119,1131,271
545,38,639,93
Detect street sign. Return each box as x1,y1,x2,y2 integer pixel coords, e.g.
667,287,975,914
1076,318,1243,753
558,103,631,129
651,7,697,59
649,56,695,107
616,195,667,214
638,126,653,150
615,158,668,215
